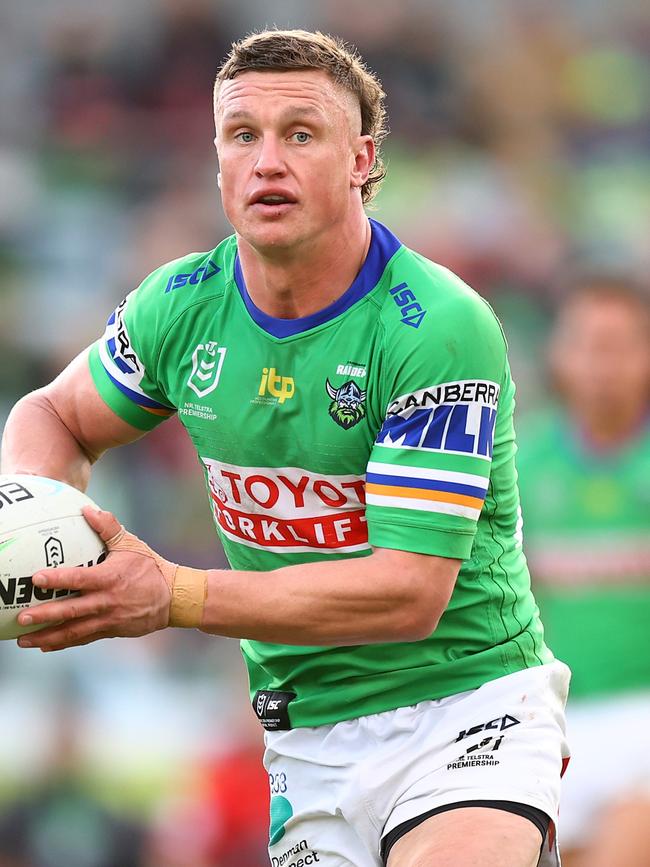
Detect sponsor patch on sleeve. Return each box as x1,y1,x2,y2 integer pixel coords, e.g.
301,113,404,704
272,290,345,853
98,294,174,417
366,380,499,521
376,379,499,459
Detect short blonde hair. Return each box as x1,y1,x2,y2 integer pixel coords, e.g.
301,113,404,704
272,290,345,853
215,29,388,204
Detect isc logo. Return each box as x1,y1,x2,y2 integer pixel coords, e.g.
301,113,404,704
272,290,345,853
389,282,427,328
259,368,295,404
164,259,220,293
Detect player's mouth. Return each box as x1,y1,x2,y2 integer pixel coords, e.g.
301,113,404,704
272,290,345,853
249,190,298,215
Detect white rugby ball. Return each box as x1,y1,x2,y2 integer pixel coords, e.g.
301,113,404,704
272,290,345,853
0,475,107,640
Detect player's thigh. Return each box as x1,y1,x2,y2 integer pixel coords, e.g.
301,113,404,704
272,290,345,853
387,806,542,867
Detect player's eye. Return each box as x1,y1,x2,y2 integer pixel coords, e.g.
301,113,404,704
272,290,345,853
235,131,256,144
291,131,312,144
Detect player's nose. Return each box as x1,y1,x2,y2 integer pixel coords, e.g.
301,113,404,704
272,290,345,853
254,134,287,177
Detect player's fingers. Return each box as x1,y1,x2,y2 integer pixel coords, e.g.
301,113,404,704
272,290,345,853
81,506,123,545
18,617,113,652
30,565,104,592
17,592,107,628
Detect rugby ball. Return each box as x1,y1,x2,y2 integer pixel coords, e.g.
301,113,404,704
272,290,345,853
0,474,107,640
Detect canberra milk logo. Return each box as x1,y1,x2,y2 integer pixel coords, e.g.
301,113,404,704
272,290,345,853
187,342,227,398
326,379,367,429
377,379,499,458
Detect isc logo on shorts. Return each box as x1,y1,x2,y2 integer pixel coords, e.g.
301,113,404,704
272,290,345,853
254,690,297,730
455,713,520,742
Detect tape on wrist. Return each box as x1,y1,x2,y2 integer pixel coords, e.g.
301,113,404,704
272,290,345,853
169,566,207,628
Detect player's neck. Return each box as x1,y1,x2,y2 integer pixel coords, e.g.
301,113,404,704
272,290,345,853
236,212,372,320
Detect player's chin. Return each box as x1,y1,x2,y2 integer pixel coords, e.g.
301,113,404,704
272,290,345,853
244,220,305,252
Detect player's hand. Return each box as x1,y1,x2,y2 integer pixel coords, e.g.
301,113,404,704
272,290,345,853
16,507,175,652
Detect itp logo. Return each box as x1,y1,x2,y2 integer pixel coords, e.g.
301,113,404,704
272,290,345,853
258,367,295,404
187,342,227,398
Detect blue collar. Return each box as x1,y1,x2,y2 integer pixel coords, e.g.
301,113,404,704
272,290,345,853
233,218,402,338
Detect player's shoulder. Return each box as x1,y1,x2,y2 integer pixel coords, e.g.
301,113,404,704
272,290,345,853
378,238,505,347
128,234,236,316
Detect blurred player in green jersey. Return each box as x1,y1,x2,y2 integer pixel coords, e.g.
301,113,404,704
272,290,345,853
518,276,650,867
2,30,569,867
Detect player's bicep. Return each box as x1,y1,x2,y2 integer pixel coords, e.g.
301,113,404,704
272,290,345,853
46,348,147,456
373,545,461,588
372,546,462,634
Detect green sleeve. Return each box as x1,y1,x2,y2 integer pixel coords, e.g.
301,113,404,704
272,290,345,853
366,265,508,559
87,283,176,431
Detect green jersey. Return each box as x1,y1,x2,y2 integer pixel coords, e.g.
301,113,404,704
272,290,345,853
89,219,552,727
517,410,650,699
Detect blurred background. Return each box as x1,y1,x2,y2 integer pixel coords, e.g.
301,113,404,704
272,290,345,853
0,0,648,865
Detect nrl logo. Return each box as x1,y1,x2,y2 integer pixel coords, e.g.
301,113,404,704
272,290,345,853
256,692,269,718
187,341,227,398
325,379,367,430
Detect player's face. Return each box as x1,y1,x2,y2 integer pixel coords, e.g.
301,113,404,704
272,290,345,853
551,294,650,421
214,69,372,254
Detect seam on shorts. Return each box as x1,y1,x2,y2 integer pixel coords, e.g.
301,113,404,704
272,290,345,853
363,789,384,836
357,721,388,836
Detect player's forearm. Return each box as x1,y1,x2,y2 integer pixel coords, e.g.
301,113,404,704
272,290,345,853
0,391,97,490
199,550,458,645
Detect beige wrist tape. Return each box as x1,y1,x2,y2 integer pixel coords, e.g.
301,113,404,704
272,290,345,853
169,566,208,628
105,524,207,629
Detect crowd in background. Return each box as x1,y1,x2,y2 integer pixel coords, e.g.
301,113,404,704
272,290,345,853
0,0,648,864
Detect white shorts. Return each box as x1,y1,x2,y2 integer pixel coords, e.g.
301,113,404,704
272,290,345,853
264,660,570,867
557,691,650,849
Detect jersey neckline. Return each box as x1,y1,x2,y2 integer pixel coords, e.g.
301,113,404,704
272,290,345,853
232,218,402,338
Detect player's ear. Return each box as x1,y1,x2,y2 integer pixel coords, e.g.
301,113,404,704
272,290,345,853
214,142,222,189
350,135,374,191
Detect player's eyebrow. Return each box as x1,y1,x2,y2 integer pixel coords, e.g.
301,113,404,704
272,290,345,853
220,109,253,123
221,105,328,125
279,105,327,122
